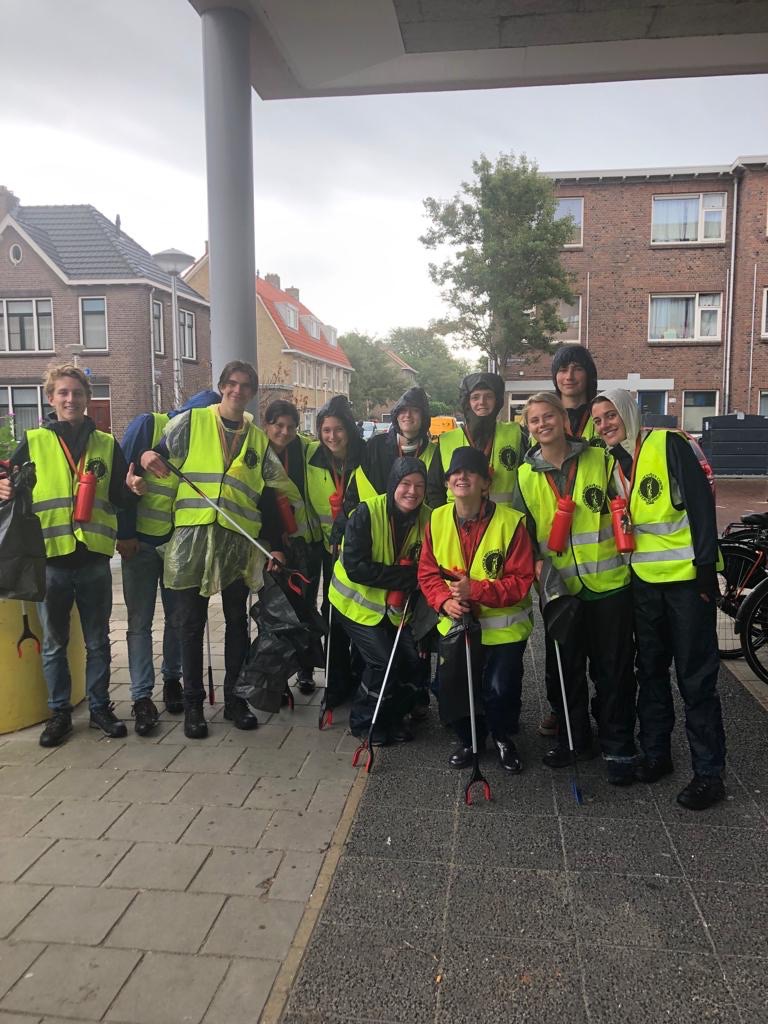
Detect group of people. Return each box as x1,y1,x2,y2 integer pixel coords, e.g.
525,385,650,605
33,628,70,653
0,343,727,811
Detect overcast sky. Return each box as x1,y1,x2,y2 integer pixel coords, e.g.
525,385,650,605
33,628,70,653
3,0,768,338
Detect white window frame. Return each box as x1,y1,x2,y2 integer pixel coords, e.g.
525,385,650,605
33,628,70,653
152,299,164,356
637,390,668,416
280,304,299,330
323,324,337,346
555,296,581,344
556,197,584,248
759,390,768,416
761,287,768,339
178,309,196,361
79,295,108,351
648,292,723,344
682,389,719,434
0,297,55,354
292,359,300,385
0,383,51,432
651,192,727,246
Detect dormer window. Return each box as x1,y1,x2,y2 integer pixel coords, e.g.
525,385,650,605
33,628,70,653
279,303,298,330
301,314,321,339
322,324,338,347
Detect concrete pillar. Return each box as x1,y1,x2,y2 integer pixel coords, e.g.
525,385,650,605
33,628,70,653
201,7,258,398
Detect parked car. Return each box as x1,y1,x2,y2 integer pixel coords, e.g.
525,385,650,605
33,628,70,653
360,420,385,441
429,415,458,440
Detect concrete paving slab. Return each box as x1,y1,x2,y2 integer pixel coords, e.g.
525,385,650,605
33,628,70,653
34,768,124,802
453,812,566,872
0,744,55,767
243,778,318,812
257,811,337,854
651,773,765,827
171,773,255,808
0,883,50,939
13,885,136,945
104,802,199,844
42,740,125,769
0,941,45,1001
267,851,325,903
582,947,739,1024
103,770,190,804
0,798,59,839
165,747,245,775
105,890,225,953
202,958,280,1024
355,766,460,814
179,806,271,848
190,848,282,896
29,799,129,840
0,767,63,799
0,839,55,883
553,774,659,819
106,950,229,1024
203,896,303,960
1,944,140,1020
297,751,360,783
101,744,184,773
666,822,768,883
219,724,291,748
103,841,210,891
21,839,131,887
695,881,768,956
230,748,307,779
0,1012,43,1023
560,816,680,876
344,806,455,864
722,955,768,1024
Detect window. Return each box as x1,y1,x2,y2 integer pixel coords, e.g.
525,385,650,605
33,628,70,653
323,324,337,346
280,304,298,330
80,297,107,350
761,288,768,338
637,391,666,416
0,384,51,434
682,391,717,434
152,300,164,355
178,309,196,360
293,359,300,385
299,361,306,386
0,298,54,352
651,192,726,244
554,297,581,343
648,293,722,342
303,316,321,339
556,197,583,246
303,409,314,433
760,391,768,417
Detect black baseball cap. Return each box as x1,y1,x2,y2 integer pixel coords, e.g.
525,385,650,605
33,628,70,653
444,446,491,481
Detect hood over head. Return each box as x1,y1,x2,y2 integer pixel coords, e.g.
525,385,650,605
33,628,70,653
316,395,364,460
593,388,641,455
459,372,505,419
168,389,221,419
386,455,427,516
389,386,431,439
551,344,598,402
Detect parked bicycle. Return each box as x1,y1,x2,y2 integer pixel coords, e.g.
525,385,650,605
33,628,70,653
717,512,768,662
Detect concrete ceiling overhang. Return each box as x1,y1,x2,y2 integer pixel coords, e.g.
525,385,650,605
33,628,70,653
190,0,768,99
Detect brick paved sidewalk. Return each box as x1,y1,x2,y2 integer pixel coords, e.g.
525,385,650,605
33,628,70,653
0,566,358,1024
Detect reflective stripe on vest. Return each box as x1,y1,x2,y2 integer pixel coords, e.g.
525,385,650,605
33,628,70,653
328,494,429,626
518,446,629,595
136,412,177,537
172,407,268,539
28,428,117,557
430,502,533,646
438,422,522,506
629,430,697,582
305,441,353,552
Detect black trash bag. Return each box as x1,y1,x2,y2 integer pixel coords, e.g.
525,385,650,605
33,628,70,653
538,560,580,645
437,615,484,725
0,462,46,601
236,569,326,713
409,591,440,643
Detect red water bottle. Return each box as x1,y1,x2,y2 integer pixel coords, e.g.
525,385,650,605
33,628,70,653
73,471,96,522
328,488,343,521
276,493,298,535
547,495,575,554
610,496,635,553
387,558,414,610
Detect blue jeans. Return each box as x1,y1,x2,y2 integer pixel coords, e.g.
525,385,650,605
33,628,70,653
121,542,181,701
37,559,113,712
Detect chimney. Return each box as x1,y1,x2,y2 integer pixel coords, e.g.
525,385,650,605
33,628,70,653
265,273,281,290
0,186,20,220
115,213,121,235
286,286,300,301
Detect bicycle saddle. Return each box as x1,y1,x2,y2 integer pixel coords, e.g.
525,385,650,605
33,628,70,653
740,512,768,526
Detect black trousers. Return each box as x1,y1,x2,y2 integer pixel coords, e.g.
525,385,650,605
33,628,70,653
633,576,725,777
321,548,360,708
547,588,637,759
452,639,527,747
339,612,422,736
172,578,250,706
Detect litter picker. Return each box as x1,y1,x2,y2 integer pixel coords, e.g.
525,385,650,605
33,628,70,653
17,601,41,657
351,593,412,773
205,617,215,705
553,638,583,805
462,612,491,805
318,543,338,731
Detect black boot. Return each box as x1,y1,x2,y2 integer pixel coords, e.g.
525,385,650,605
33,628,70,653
132,698,159,737
162,677,184,715
494,737,523,774
39,708,73,748
223,696,259,730
184,703,208,739
542,743,596,769
676,775,725,811
449,745,474,769
635,757,674,783
297,673,316,696
89,704,128,738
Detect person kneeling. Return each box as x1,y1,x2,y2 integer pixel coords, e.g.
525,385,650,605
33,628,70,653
419,448,535,772
329,457,430,745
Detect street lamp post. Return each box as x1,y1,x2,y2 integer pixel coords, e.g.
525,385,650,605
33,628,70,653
152,249,195,409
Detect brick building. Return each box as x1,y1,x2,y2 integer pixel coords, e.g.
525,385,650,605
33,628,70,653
184,254,351,432
0,187,210,439
505,156,768,434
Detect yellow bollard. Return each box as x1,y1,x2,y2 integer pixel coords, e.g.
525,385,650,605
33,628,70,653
0,600,86,734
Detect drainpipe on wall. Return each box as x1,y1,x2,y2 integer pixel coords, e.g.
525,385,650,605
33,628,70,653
747,263,758,414
723,173,740,414
149,289,158,412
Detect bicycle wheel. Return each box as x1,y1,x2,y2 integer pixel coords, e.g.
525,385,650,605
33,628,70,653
741,581,768,684
717,543,766,659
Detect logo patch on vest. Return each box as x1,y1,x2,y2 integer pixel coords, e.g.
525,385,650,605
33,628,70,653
482,549,504,578
588,436,607,449
582,484,604,514
638,473,662,504
498,445,518,471
85,457,107,480
243,447,259,469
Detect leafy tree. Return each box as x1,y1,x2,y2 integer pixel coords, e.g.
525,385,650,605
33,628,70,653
421,152,575,366
387,325,471,414
338,331,404,418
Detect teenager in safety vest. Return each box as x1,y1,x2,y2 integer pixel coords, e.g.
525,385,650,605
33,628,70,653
131,361,290,740
0,364,133,748
305,395,365,718
419,447,534,772
426,371,524,509
591,388,726,810
329,457,430,743
117,390,220,734
515,392,638,785
263,398,323,695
